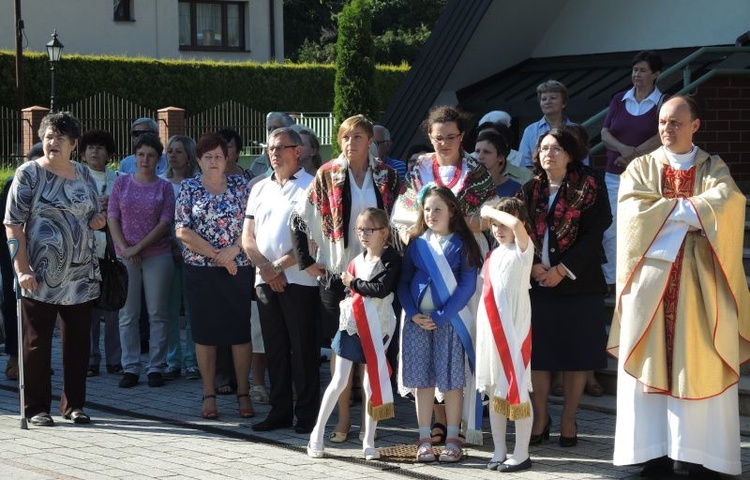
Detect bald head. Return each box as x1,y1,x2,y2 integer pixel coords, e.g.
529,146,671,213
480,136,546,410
658,96,701,154
373,125,391,158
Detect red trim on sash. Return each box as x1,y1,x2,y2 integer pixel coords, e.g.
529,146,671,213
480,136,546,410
348,263,389,407
482,261,531,406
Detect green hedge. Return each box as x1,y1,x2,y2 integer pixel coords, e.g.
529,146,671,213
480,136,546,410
0,51,407,114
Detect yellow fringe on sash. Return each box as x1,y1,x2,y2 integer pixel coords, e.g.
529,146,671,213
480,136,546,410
367,401,395,421
492,396,531,421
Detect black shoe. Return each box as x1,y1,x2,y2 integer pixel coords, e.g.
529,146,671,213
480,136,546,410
497,458,532,473
640,456,674,478
559,421,578,447
106,364,124,375
162,368,181,380
119,373,139,388
64,410,91,424
252,417,292,432
529,415,551,445
29,412,54,426
294,421,314,434
147,372,164,387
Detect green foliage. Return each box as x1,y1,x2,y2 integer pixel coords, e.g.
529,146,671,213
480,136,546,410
0,51,407,114
333,0,377,157
284,0,447,65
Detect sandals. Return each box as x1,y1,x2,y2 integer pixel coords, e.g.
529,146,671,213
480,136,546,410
416,439,436,463
201,394,218,419
439,438,463,463
329,430,349,443
216,383,236,395
249,385,270,404
430,422,447,445
86,366,99,377
237,394,255,418
586,380,604,397
5,356,18,380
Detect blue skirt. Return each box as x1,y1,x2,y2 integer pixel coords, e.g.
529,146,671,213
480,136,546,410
332,330,390,364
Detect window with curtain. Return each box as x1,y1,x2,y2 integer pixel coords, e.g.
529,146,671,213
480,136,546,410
114,0,133,21
178,1,246,51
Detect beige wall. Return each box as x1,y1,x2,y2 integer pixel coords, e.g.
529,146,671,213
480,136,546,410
0,0,283,62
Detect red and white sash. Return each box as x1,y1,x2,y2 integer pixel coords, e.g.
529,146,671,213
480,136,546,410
480,259,532,420
348,263,395,421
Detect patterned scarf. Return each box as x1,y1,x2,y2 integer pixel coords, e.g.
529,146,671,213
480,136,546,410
296,153,403,273
522,167,599,255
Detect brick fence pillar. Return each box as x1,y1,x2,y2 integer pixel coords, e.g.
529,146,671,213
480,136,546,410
22,106,51,156
157,107,186,146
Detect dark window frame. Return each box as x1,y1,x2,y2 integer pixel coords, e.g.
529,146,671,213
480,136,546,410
179,0,246,52
113,0,134,22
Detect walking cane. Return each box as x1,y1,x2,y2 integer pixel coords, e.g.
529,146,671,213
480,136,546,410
7,238,27,429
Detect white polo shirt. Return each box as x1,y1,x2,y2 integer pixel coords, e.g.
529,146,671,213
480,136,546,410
245,168,318,287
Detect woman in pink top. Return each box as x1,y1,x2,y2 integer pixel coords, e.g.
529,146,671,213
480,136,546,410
108,133,175,389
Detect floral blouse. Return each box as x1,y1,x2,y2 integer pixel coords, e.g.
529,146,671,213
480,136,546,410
4,161,101,304
174,174,251,267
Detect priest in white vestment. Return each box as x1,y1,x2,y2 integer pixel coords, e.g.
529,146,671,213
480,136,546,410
608,96,750,478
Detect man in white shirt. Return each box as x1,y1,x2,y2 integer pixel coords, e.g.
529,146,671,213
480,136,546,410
242,127,320,434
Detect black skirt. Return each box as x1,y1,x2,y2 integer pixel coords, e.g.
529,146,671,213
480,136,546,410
184,264,253,346
529,291,607,371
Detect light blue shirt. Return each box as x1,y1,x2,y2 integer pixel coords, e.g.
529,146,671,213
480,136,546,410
118,153,168,176
519,117,589,167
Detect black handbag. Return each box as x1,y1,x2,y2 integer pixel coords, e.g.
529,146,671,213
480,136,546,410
95,227,128,311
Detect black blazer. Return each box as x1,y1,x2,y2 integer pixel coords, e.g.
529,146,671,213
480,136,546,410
347,246,401,299
522,167,612,296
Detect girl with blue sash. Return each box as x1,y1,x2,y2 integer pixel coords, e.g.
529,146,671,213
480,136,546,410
398,185,483,463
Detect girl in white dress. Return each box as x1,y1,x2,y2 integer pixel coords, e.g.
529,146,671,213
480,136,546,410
476,198,534,472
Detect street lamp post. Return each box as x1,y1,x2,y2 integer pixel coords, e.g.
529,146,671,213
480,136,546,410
45,29,64,112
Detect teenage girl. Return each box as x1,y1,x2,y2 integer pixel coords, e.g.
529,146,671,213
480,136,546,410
476,198,534,472
398,184,482,463
307,208,401,461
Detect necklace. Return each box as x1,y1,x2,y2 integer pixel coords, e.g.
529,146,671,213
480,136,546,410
432,158,462,189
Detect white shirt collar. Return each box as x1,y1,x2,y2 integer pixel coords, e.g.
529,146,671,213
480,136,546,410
662,145,697,170
622,86,662,105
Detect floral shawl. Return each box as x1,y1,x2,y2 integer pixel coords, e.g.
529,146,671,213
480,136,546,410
294,153,403,274
520,166,599,256
398,153,495,216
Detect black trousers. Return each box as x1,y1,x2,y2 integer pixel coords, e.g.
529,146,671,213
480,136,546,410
22,298,92,417
256,283,320,426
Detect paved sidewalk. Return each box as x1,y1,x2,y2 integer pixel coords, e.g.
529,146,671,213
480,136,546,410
0,341,748,479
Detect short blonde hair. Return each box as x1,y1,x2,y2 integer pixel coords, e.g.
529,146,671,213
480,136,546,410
337,114,374,147
536,80,569,105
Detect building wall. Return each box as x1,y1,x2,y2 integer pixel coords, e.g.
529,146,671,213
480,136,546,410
0,0,283,62
445,0,748,99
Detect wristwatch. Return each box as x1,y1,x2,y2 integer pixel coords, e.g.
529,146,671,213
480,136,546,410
272,262,283,275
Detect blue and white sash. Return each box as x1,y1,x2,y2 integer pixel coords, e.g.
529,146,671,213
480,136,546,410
414,231,483,445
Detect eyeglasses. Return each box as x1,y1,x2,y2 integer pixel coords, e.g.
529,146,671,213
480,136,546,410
131,130,154,137
267,145,298,154
356,227,384,236
430,134,462,144
200,155,225,162
539,145,564,155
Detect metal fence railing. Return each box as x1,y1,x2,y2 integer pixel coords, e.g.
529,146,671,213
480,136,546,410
0,92,336,165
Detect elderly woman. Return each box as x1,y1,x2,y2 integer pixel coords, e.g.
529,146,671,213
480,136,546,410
519,80,580,168
291,124,323,175
79,129,122,378
5,112,107,425
292,114,403,442
161,135,200,381
517,128,611,447
600,51,665,290
175,132,254,420
108,133,175,389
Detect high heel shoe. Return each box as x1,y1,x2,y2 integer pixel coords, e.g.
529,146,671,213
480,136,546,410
237,393,255,418
201,394,218,420
559,421,577,447
528,415,551,445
